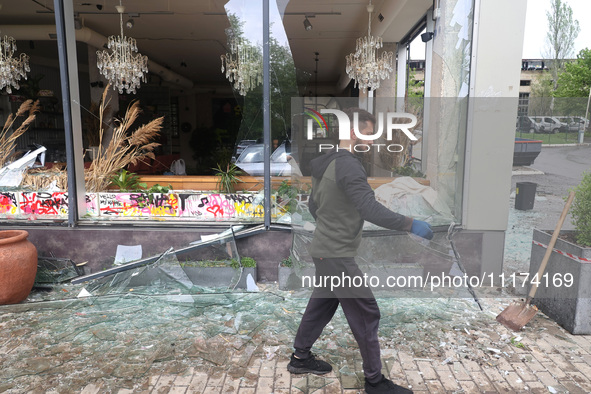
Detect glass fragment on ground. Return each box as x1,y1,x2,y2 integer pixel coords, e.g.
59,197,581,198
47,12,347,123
0,285,534,393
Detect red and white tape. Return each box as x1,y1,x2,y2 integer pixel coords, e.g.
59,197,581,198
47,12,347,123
532,240,591,264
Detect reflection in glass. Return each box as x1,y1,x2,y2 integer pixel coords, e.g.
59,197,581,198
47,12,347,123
226,0,299,161
220,26,263,96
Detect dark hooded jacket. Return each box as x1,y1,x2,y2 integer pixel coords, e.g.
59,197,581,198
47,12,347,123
308,150,413,258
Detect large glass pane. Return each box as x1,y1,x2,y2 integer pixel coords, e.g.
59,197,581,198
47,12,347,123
0,1,273,224
425,0,474,220
0,5,67,203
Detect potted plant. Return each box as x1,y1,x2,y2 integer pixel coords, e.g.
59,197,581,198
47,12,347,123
529,172,591,334
108,169,147,192
213,163,243,193
278,256,294,290
277,255,316,290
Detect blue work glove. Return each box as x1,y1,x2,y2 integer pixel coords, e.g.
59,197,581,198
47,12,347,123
411,219,433,240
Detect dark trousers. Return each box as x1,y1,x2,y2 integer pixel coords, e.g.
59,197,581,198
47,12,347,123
293,257,382,383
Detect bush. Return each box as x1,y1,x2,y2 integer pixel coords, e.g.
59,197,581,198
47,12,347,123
570,171,591,246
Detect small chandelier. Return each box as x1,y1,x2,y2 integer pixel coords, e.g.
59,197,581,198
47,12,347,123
96,1,148,94
345,0,393,92
220,29,262,96
0,34,30,94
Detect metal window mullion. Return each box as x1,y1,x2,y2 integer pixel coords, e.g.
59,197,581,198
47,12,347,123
263,0,271,230
54,0,86,226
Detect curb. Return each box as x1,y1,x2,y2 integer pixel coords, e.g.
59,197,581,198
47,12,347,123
512,169,544,176
542,143,591,147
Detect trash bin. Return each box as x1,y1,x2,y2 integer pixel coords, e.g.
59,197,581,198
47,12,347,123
515,182,537,210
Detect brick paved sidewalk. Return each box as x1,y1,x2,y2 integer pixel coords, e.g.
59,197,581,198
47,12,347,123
77,298,591,394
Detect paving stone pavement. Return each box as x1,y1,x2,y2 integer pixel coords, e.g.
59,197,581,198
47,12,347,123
70,297,591,394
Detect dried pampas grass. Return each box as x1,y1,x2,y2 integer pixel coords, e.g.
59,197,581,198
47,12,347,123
18,85,163,193
21,166,68,191
0,99,40,169
85,85,163,192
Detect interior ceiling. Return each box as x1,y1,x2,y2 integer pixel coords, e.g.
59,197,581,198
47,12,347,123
4,0,431,92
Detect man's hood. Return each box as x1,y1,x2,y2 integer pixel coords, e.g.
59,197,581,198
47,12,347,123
309,150,357,180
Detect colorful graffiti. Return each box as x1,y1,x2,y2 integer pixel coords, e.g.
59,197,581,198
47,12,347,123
0,192,18,215
177,193,267,219
99,192,179,217
0,191,280,220
20,192,69,216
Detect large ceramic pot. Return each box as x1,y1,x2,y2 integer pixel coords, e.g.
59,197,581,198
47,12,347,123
0,230,37,305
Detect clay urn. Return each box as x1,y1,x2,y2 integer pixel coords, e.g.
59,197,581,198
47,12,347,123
0,230,38,305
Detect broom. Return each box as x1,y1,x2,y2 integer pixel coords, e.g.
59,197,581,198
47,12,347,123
496,190,575,331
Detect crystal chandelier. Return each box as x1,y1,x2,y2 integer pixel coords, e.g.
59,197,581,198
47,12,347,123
345,0,393,92
96,1,148,94
0,34,30,94
221,29,262,96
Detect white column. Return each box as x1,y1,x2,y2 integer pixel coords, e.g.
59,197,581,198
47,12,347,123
396,43,407,112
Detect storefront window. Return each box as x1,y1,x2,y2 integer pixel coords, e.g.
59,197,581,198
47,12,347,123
0,0,474,226
424,0,474,221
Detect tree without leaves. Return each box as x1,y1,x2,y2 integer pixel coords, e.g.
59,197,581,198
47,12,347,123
543,0,580,89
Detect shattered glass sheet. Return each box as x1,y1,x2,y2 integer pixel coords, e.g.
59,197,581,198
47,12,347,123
0,286,557,393
289,226,508,300
71,226,250,293
34,256,84,285
84,249,197,297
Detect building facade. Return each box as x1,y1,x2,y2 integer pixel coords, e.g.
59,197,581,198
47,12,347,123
0,0,528,282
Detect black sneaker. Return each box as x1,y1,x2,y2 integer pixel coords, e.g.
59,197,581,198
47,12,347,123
287,353,332,375
365,375,413,394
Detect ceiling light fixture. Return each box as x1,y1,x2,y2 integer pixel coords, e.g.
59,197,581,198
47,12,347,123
303,17,313,31
345,0,393,92
220,28,262,96
96,0,148,94
0,34,30,94
125,18,134,29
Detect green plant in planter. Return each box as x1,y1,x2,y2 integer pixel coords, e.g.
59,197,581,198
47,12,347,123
109,169,147,192
213,163,243,193
570,171,591,246
147,184,173,204
231,257,256,269
147,183,172,194
280,256,292,268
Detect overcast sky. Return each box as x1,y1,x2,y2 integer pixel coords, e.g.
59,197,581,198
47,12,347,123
409,0,589,60
522,0,590,59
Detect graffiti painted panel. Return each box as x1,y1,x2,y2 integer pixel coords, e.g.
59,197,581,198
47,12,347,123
0,192,19,215
20,192,69,216
0,191,276,221
85,193,99,216
98,192,179,217
176,193,268,220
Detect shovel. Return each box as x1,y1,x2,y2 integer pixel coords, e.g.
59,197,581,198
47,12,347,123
496,190,576,331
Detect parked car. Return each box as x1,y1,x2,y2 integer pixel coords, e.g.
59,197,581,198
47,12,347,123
528,116,567,134
563,116,589,132
516,116,539,133
234,142,292,176
236,139,257,154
